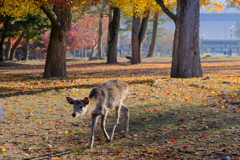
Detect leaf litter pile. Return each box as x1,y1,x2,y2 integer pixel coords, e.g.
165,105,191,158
0,58,239,160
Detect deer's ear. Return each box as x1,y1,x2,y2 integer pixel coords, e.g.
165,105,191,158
83,97,89,105
66,97,75,104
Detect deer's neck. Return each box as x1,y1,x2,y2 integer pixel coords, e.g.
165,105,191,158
86,98,99,115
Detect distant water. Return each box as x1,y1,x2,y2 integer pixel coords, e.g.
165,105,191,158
0,103,2,123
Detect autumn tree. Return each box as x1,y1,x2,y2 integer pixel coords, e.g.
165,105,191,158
39,4,71,78
156,0,202,78
0,0,94,78
0,1,70,77
21,14,50,60
0,16,29,61
3,14,50,61
156,0,224,78
0,15,16,61
109,0,161,64
0,1,41,61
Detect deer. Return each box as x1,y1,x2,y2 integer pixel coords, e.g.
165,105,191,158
66,79,129,149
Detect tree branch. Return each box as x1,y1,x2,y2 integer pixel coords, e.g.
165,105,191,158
155,0,176,23
40,3,60,27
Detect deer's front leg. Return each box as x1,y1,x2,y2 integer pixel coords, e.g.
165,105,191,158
89,115,99,149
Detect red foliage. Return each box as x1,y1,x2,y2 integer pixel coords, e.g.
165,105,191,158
67,14,109,52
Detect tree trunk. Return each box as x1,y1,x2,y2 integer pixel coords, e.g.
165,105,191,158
128,44,131,55
156,0,203,78
0,36,5,62
147,12,159,57
171,0,202,78
40,4,72,78
0,16,11,62
0,39,4,62
83,46,86,57
9,31,25,61
107,7,120,64
5,38,12,60
98,0,107,58
22,39,30,60
131,10,150,64
72,46,76,57
131,16,141,64
89,44,97,58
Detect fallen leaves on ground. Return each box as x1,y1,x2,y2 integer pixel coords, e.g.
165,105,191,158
0,58,239,159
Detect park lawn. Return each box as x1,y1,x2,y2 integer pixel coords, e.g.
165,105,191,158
0,57,239,160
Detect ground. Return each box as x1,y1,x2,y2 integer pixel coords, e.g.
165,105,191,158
0,56,239,160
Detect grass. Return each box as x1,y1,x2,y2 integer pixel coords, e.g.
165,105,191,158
0,56,239,160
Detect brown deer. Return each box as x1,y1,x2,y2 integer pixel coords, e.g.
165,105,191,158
66,79,129,149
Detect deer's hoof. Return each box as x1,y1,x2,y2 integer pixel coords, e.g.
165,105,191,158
88,146,93,149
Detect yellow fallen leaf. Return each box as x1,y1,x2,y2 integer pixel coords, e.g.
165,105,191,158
220,105,225,109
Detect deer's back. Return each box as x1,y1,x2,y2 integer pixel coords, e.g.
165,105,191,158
89,79,129,108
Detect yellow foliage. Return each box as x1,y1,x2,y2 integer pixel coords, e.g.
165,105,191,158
203,0,225,13
109,0,225,17
0,0,226,18
0,0,88,18
0,0,42,17
110,0,162,16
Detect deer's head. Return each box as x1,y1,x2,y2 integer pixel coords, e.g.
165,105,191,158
66,97,89,118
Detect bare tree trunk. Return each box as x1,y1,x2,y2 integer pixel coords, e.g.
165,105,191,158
83,46,86,57
131,16,141,64
22,39,30,60
131,10,151,64
0,39,4,61
5,38,12,61
98,0,107,58
89,44,98,58
72,46,76,57
107,7,120,64
147,12,159,57
0,16,11,62
172,0,202,78
40,4,72,78
156,0,202,78
9,31,25,61
128,44,131,55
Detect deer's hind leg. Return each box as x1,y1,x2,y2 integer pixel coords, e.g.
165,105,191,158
110,103,122,141
121,104,129,134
